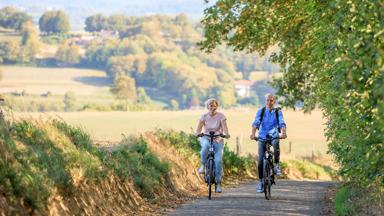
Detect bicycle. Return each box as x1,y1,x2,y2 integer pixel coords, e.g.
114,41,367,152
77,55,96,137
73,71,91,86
254,135,281,200
197,131,226,200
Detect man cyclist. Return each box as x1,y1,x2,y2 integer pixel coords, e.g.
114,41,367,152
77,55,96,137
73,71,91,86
250,93,287,193
195,98,230,193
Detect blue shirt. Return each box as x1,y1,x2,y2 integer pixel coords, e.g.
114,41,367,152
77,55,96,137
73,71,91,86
252,107,286,139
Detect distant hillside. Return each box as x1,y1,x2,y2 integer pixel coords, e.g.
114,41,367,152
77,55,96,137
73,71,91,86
0,0,213,30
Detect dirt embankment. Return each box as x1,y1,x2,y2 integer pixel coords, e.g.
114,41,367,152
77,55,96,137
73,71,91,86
0,128,209,215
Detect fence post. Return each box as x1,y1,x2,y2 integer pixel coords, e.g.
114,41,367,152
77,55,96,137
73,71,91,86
236,136,240,155
311,143,315,161
289,141,292,154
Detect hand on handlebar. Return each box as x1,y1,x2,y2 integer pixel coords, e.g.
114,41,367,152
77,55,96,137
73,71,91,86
196,133,204,138
280,132,287,139
250,134,258,141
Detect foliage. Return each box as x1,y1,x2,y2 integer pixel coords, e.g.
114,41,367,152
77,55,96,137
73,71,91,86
222,144,254,176
55,43,81,66
169,99,179,110
251,79,275,106
83,14,281,108
84,13,107,32
39,10,70,34
0,40,20,63
136,87,151,104
0,6,32,31
4,96,63,112
41,34,71,44
63,91,76,111
154,129,256,176
0,22,40,64
0,118,103,211
335,186,352,216
154,129,201,156
200,0,384,194
104,136,170,198
19,20,40,62
110,75,137,101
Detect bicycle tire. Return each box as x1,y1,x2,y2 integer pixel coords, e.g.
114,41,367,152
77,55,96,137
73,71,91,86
208,159,214,200
263,159,271,200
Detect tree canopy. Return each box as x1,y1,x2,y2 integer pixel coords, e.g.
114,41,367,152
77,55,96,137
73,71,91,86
39,10,70,34
200,0,383,190
0,6,32,31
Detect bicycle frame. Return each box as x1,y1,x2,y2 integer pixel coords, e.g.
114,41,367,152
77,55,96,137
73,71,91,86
198,131,226,200
256,135,279,200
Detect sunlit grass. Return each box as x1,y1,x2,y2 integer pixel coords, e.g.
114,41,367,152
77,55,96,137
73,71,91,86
16,109,329,161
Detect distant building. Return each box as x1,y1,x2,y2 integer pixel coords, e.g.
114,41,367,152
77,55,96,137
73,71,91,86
99,30,119,39
234,80,254,98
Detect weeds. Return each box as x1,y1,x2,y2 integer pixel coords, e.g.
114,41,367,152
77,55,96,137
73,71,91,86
335,186,351,216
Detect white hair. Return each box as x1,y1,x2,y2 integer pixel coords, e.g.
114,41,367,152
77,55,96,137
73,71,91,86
205,98,219,109
265,93,276,100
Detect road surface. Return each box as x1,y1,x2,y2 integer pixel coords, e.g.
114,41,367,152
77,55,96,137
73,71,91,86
169,180,334,216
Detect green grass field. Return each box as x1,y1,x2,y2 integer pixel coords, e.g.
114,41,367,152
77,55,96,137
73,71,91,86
17,109,329,160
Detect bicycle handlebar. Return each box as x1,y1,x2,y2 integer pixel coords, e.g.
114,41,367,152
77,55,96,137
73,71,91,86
197,133,227,138
253,136,282,141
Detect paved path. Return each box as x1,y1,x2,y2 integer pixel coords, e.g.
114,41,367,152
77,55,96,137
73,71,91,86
169,180,334,216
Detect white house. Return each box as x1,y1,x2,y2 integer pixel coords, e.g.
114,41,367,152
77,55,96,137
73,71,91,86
234,80,254,98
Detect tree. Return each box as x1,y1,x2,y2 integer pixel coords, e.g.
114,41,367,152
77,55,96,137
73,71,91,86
209,84,237,108
56,43,81,66
200,0,384,191
107,14,126,31
84,14,107,32
110,75,137,110
20,20,40,62
136,87,151,104
0,6,32,31
174,13,188,26
39,10,70,34
0,40,21,63
63,91,76,111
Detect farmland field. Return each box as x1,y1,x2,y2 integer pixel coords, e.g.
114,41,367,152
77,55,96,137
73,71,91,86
0,66,112,96
17,109,329,160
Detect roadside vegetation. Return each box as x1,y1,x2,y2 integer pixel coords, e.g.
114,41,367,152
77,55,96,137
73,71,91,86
0,113,258,214
200,0,383,214
0,112,335,214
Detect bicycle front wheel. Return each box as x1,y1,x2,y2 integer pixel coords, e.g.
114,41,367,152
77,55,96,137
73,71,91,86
208,159,214,200
263,159,271,200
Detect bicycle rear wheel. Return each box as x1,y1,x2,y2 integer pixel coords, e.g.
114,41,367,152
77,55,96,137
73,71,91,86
208,159,214,200
263,159,271,200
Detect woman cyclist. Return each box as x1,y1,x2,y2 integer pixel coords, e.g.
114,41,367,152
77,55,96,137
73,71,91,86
195,98,230,193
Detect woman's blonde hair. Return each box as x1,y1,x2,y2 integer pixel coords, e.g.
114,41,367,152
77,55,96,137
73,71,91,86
205,98,219,109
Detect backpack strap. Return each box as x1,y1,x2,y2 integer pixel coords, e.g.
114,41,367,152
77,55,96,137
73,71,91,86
257,106,266,129
275,107,281,133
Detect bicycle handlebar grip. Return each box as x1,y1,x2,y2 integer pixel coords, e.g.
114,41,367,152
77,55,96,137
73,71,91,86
196,133,204,138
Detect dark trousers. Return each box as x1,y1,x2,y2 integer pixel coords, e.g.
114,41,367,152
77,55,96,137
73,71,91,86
258,139,280,179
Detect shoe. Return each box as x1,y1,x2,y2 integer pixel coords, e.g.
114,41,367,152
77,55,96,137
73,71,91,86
198,165,204,174
216,183,222,193
275,164,282,176
256,181,263,193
